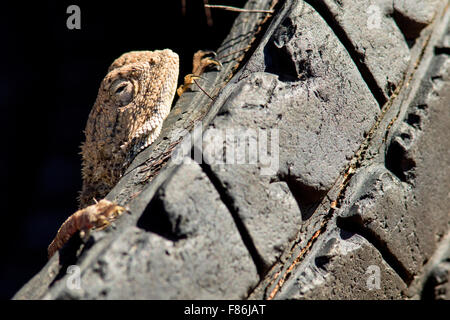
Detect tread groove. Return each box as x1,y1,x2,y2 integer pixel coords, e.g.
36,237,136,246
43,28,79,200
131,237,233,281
199,162,268,277
304,0,388,106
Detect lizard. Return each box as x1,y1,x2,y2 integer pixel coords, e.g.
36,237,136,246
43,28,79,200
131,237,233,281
47,49,220,258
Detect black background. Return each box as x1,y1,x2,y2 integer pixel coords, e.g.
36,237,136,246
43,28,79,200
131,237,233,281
0,0,247,299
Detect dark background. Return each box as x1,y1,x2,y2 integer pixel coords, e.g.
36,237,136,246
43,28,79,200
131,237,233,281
0,0,247,299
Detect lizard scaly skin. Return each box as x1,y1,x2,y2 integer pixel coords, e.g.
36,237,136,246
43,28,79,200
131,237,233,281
48,50,179,258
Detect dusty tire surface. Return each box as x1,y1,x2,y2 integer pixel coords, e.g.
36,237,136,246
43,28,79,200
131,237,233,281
14,0,450,300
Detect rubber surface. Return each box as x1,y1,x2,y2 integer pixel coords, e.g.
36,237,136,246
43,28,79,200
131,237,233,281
14,0,450,300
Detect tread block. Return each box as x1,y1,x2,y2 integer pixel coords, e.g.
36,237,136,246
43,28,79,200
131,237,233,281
319,0,411,99
275,228,406,299
393,0,442,40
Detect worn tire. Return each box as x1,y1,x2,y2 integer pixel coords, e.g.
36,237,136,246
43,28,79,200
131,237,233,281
14,0,450,300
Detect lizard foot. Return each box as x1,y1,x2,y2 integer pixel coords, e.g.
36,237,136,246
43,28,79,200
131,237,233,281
177,50,222,96
47,199,126,258
191,50,222,76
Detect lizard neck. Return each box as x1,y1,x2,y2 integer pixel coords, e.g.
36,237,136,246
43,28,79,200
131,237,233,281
79,140,127,207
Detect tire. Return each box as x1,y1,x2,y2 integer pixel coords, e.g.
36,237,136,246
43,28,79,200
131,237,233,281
14,0,450,300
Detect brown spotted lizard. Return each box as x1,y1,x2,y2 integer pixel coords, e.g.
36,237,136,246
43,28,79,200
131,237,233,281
48,49,219,258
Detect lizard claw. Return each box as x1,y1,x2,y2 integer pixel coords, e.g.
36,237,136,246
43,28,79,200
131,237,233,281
192,50,222,75
177,74,202,96
177,50,222,96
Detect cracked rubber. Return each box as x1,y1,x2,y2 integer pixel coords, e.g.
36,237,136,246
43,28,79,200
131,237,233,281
13,0,450,300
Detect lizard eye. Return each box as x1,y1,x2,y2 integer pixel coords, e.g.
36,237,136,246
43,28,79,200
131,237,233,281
110,79,134,106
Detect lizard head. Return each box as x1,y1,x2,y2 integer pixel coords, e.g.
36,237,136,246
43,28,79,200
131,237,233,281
80,50,179,202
